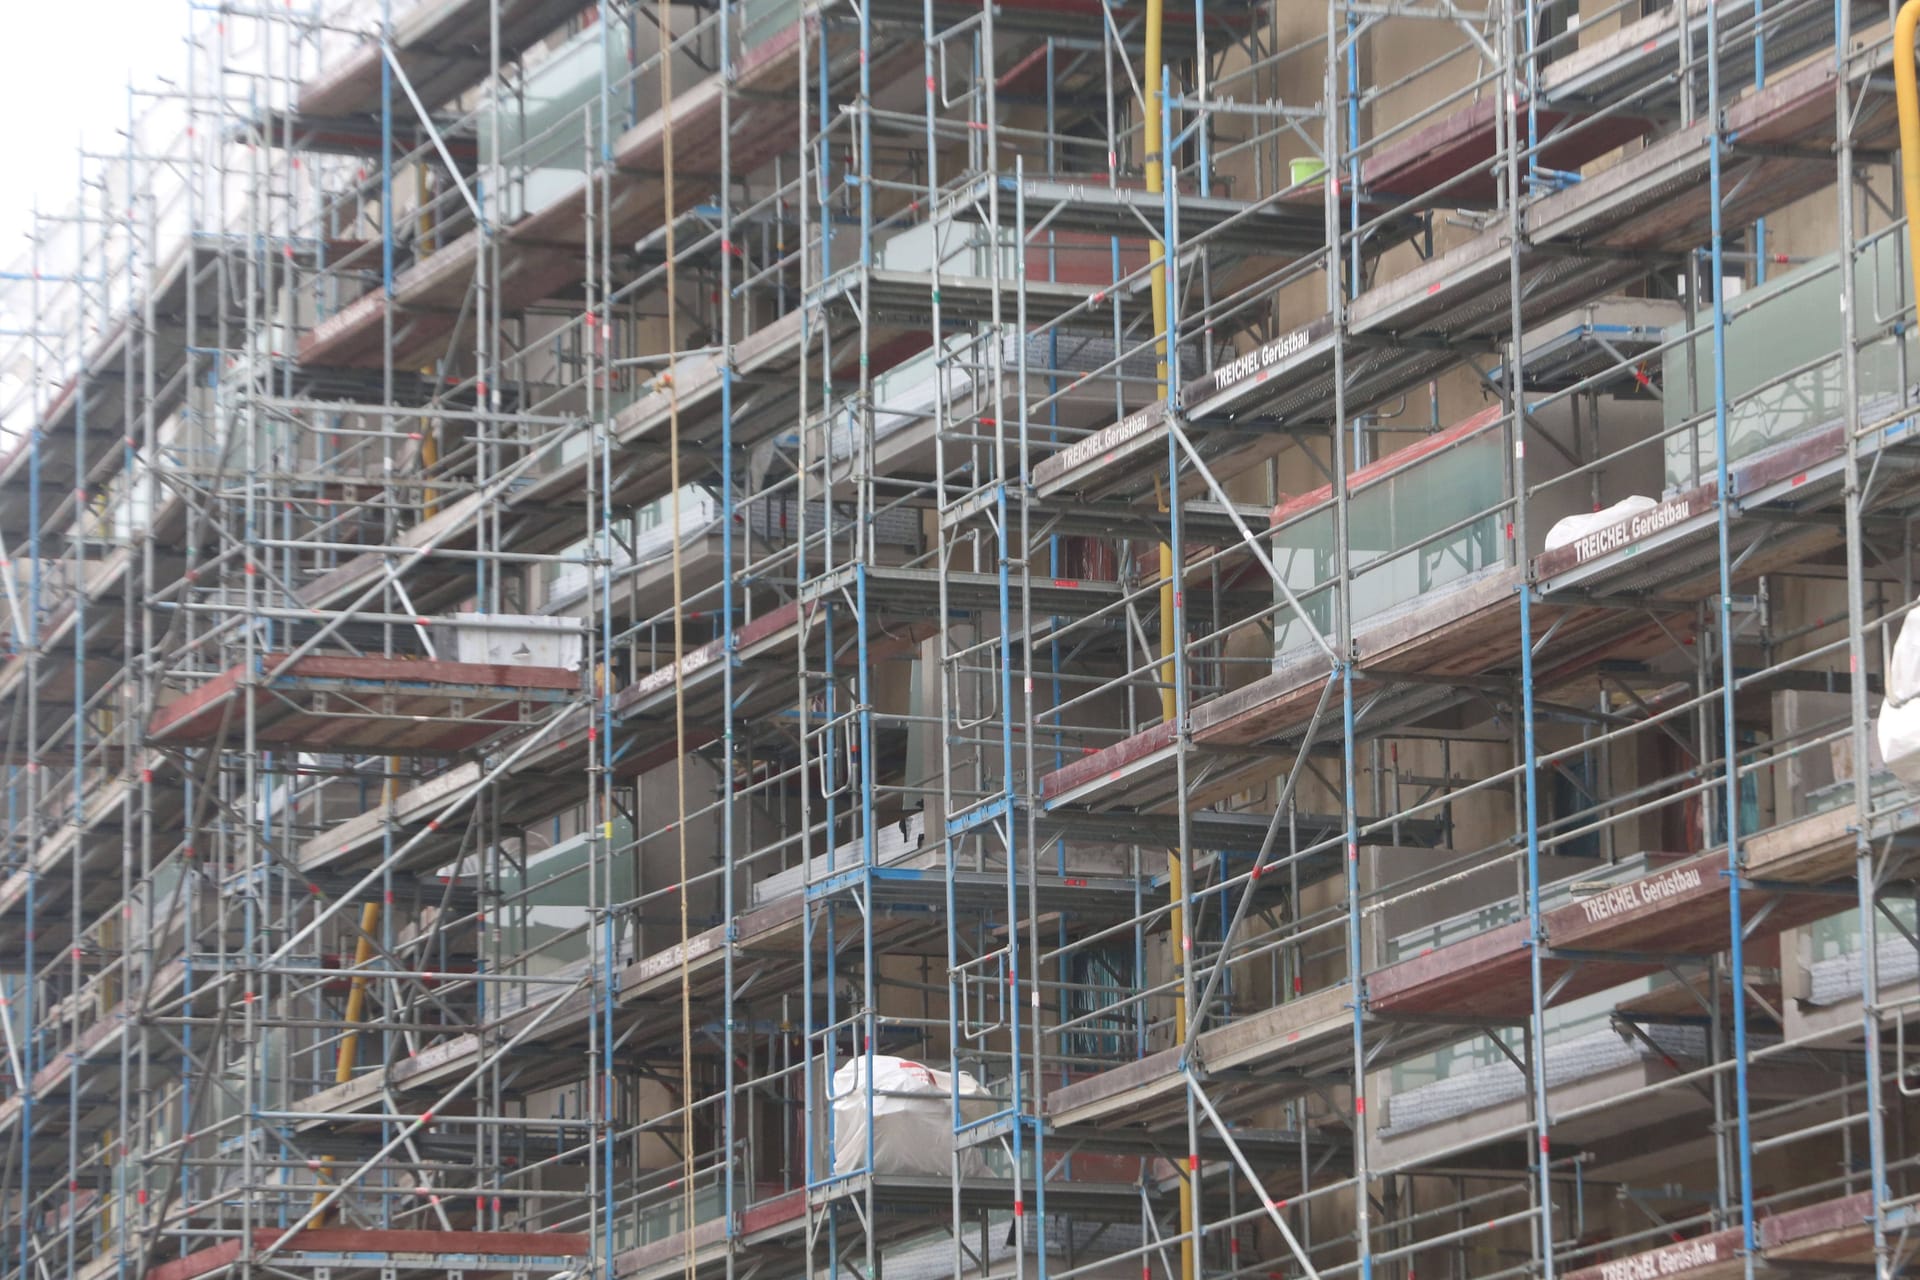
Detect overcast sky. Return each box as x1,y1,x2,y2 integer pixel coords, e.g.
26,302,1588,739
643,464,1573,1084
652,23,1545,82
0,5,191,261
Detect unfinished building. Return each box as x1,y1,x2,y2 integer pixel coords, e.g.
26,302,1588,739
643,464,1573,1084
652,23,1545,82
0,0,1916,1277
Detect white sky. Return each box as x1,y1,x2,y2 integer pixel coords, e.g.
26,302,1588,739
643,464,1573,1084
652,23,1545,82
0,4,192,259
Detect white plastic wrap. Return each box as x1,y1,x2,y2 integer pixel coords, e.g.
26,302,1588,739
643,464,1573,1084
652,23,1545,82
830,1056,994,1178
1878,618,1920,788
1544,496,1658,552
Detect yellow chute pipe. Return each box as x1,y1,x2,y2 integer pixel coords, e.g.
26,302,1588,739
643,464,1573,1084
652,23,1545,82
310,1160,335,1226
416,166,440,518
415,164,436,258
1141,0,1193,1275
311,899,381,1226
422,420,440,520
1898,2,1920,312
1144,0,1171,741
336,901,382,1084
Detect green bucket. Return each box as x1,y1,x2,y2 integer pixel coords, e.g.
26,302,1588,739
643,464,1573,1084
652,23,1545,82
1290,157,1327,187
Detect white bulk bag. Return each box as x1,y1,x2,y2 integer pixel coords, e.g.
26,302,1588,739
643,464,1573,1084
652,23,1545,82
830,1055,994,1178
1544,495,1658,552
1878,618,1920,788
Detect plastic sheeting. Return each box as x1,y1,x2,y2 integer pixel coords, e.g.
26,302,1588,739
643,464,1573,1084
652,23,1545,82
1878,619,1920,788
1543,495,1657,552
830,1055,995,1177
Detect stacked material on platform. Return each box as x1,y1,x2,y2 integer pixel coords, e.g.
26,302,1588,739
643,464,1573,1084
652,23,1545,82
831,1055,994,1177
1878,618,1920,788
1543,495,1658,553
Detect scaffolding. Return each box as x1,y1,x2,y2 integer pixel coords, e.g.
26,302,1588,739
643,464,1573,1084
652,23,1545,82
4,0,1920,1277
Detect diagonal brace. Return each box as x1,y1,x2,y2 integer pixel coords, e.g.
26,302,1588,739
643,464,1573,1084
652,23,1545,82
1185,1068,1323,1279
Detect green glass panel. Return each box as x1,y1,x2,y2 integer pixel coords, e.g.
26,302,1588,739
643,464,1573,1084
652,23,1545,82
1271,425,1504,656
1663,232,1919,488
497,817,638,977
481,22,635,220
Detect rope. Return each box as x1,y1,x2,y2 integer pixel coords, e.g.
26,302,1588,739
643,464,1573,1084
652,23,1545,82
657,11,697,1279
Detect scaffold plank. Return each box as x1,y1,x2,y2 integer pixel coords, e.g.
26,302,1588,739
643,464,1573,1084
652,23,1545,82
148,654,579,753
1362,97,1651,204
146,1227,590,1280
1560,1192,1872,1280
1367,848,1846,1019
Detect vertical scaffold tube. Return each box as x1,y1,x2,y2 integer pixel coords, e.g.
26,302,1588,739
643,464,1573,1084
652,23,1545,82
1705,3,1757,1274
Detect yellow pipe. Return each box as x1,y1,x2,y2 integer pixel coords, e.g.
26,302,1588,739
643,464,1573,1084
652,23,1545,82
417,166,441,519
311,899,381,1225
101,1129,114,1234
1898,2,1920,310
336,901,383,1084
1141,1,1194,1276
422,420,441,520
415,165,437,258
